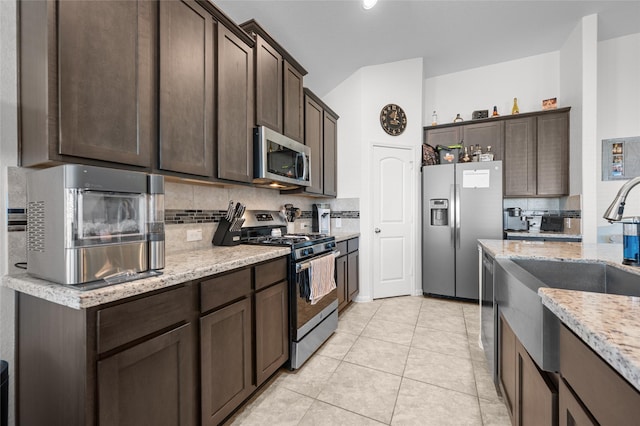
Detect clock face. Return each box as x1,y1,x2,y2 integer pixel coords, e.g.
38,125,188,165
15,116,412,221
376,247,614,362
380,104,407,136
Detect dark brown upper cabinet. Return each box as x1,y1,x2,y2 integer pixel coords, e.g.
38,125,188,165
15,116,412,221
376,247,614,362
505,117,537,197
323,111,338,197
254,35,284,133
424,107,570,197
240,20,307,143
284,88,339,197
20,0,156,168
462,121,504,161
304,94,324,195
284,61,305,142
216,24,255,183
158,0,215,177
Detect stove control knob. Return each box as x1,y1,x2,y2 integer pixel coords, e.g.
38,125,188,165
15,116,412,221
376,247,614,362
325,242,335,250
302,248,314,256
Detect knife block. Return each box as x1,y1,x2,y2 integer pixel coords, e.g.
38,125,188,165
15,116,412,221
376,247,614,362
212,218,241,246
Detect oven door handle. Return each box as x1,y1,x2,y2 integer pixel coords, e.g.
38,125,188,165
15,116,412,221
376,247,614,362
296,251,340,273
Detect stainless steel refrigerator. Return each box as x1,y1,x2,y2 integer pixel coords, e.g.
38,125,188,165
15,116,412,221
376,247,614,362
422,161,503,299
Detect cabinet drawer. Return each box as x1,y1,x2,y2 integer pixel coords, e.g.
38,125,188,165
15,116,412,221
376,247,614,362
97,285,191,354
560,324,640,424
255,257,287,291
201,268,252,313
336,241,347,255
347,238,359,253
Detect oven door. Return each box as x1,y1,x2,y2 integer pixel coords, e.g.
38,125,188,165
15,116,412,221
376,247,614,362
289,251,339,369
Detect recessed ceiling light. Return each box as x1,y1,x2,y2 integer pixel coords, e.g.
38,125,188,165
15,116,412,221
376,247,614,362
362,0,378,10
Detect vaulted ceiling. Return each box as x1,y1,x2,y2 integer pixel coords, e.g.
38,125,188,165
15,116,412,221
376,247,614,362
215,0,640,96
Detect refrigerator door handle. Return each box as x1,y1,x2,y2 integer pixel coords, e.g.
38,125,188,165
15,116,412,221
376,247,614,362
449,184,455,248
455,184,461,249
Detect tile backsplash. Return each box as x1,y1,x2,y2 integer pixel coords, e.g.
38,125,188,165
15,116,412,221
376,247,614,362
6,167,361,260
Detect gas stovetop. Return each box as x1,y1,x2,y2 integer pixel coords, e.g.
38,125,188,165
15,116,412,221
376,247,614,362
245,234,331,246
238,210,336,260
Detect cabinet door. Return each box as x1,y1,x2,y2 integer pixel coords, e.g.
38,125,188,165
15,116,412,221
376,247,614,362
424,127,461,147
98,323,196,426
323,112,338,197
255,35,283,133
559,379,596,426
504,117,537,197
537,112,569,196
201,297,254,426
217,24,254,183
304,94,324,194
517,340,557,426
336,254,348,311
347,251,359,301
255,280,289,386
462,121,504,160
57,0,153,167
158,0,214,176
283,61,304,142
499,314,517,420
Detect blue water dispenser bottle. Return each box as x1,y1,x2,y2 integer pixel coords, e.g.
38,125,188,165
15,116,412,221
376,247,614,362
622,218,640,265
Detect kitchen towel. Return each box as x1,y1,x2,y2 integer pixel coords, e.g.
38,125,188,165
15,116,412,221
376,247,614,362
309,253,336,305
298,268,311,301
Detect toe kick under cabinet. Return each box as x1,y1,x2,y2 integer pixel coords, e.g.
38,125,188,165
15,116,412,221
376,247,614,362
17,256,288,426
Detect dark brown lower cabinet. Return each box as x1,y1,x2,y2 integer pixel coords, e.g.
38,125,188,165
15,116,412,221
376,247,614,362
98,323,196,426
499,314,517,420
499,313,557,426
255,280,289,386
559,324,640,424
558,379,596,426
17,256,289,426
201,297,254,426
516,339,557,426
336,253,348,311
336,237,360,313
347,251,359,301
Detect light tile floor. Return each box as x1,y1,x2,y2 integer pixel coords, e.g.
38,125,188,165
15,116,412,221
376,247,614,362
228,295,511,426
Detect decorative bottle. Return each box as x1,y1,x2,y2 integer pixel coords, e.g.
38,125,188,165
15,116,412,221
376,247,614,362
431,111,438,126
453,113,463,123
492,106,499,117
512,98,520,114
460,146,471,162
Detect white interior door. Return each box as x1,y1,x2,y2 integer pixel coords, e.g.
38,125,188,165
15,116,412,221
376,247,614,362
372,145,415,299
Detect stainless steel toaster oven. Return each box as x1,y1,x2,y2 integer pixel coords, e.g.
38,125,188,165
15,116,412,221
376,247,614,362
26,165,164,285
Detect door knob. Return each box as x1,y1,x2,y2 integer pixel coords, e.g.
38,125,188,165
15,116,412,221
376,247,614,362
374,228,381,233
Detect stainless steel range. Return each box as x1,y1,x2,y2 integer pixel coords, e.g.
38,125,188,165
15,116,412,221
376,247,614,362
240,210,339,369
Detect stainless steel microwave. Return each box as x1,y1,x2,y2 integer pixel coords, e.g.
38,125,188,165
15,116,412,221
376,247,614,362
253,126,311,189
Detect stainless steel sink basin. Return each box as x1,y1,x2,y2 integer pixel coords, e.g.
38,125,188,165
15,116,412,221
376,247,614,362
494,258,640,372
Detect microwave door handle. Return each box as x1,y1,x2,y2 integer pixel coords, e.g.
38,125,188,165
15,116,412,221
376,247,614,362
297,153,309,181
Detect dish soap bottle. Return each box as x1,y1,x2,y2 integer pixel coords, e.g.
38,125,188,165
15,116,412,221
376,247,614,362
431,111,438,126
511,97,520,114
492,106,499,117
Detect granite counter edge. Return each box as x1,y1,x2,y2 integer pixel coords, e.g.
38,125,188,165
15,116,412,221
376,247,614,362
3,246,291,310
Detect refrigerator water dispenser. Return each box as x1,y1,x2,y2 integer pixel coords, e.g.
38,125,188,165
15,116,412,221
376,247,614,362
430,199,449,226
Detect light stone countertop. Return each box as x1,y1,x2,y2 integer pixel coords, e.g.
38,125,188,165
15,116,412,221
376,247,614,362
478,239,640,391
505,231,582,240
478,239,638,272
3,244,290,310
540,288,640,391
332,232,360,243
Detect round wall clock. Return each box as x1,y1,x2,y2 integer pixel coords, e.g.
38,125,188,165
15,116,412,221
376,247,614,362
380,104,407,136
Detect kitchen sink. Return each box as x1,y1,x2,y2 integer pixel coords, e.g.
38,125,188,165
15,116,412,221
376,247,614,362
494,257,640,372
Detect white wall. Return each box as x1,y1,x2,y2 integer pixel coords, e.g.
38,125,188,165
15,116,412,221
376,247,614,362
0,1,18,425
597,33,640,242
560,15,599,243
423,52,560,125
325,57,424,300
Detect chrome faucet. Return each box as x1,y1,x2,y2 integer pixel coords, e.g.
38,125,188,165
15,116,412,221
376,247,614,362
603,176,640,222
